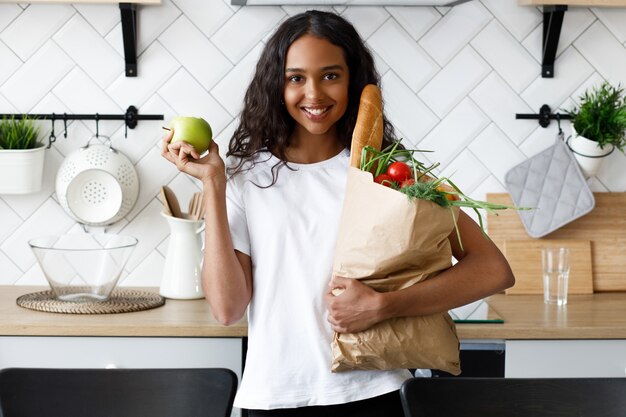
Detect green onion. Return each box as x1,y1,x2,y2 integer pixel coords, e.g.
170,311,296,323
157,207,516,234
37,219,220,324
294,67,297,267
359,140,530,250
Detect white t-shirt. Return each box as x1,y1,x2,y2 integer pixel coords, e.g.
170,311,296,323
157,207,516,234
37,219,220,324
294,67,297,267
225,148,411,410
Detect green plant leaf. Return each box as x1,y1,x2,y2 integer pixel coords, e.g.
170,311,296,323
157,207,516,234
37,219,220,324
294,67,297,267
567,81,626,151
0,115,43,150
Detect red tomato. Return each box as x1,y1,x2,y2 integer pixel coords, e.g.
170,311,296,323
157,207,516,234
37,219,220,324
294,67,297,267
400,178,415,188
386,161,412,183
374,174,395,188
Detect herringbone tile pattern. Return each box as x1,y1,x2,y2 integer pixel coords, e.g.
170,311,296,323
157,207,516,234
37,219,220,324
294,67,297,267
1,0,625,286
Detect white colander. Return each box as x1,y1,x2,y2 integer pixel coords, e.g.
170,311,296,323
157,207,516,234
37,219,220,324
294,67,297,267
56,137,139,226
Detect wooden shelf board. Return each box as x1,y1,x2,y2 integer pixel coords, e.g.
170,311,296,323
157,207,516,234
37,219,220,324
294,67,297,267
519,0,626,6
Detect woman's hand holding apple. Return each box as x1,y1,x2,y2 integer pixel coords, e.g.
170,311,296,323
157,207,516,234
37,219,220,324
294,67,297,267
161,129,226,188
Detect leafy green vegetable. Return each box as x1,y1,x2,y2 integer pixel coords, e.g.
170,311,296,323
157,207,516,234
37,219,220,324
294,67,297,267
359,141,529,250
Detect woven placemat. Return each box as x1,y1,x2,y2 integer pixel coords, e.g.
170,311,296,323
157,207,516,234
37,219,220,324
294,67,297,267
16,289,165,315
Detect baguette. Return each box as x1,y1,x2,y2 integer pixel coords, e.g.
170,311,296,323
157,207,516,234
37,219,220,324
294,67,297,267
349,84,384,168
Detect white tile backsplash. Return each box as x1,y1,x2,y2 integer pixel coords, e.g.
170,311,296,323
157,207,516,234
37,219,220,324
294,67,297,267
574,20,626,87
159,16,233,91
0,250,26,285
440,149,489,194
72,3,120,36
53,67,123,120
418,46,490,118
0,41,21,85
419,1,492,66
0,198,22,242
0,198,74,272
106,42,181,109
211,43,263,117
471,20,537,94
0,3,75,61
418,98,489,166
53,14,123,89
211,5,285,63
385,6,440,41
469,123,527,184
157,68,232,135
370,19,439,93
593,7,626,44
470,72,536,146
480,0,541,42
0,41,74,112
340,6,389,40
1,2,625,285
0,4,22,32
173,0,235,39
381,71,439,146
595,149,626,192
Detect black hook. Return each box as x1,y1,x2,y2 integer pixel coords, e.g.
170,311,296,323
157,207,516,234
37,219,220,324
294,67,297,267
48,113,56,149
95,113,99,138
556,113,563,135
63,113,68,138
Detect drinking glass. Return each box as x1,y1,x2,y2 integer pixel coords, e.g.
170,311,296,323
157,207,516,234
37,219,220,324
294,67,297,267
542,247,570,306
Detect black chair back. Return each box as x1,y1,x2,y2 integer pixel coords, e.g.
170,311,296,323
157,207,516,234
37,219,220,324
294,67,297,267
0,367,237,417
400,377,626,417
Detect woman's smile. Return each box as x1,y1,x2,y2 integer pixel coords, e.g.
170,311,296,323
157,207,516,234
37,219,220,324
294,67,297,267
302,105,332,119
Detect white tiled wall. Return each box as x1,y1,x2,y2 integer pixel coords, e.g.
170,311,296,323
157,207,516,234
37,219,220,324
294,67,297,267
1,0,625,286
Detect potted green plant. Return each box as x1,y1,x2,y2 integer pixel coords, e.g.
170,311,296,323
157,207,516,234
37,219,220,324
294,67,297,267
0,115,46,194
567,81,626,178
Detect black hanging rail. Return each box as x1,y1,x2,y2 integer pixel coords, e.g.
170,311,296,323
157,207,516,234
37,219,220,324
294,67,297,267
516,104,571,128
0,106,164,148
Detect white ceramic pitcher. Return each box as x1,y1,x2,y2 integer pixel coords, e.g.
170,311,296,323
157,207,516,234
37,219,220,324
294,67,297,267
160,212,205,299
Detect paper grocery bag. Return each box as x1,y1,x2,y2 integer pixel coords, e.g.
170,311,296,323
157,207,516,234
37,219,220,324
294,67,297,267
331,167,461,375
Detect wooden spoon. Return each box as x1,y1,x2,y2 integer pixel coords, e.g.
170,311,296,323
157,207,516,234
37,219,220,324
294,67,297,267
159,187,173,216
162,185,184,218
189,192,204,220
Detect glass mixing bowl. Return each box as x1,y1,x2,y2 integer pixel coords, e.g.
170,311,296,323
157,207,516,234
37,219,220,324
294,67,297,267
29,233,138,302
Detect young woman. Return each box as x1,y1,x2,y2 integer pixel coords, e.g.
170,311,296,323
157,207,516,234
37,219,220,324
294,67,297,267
161,10,514,417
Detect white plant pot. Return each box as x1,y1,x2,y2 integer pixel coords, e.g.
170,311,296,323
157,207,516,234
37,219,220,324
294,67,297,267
568,126,614,178
0,145,46,194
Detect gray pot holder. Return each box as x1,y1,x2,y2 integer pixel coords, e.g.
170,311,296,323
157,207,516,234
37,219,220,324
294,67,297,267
504,133,595,238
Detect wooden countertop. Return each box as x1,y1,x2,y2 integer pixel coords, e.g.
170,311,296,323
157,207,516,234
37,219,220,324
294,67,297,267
0,286,246,337
2,286,626,340
458,292,626,340
518,0,626,6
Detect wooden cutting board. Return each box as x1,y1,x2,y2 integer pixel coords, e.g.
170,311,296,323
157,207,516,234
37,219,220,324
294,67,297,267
487,193,626,292
495,239,593,295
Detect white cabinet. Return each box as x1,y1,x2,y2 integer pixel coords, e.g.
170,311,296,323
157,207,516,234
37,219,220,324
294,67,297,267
0,336,242,370
505,340,626,377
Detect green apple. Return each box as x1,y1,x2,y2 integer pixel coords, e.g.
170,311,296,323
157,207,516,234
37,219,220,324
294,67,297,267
168,116,213,154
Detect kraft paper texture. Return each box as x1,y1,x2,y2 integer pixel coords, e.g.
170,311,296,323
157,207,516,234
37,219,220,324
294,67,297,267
331,167,461,375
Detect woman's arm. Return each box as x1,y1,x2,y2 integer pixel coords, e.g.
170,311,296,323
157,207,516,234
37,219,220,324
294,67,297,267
161,133,252,325
326,210,514,333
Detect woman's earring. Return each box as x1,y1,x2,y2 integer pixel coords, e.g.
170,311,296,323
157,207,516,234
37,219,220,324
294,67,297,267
281,99,285,106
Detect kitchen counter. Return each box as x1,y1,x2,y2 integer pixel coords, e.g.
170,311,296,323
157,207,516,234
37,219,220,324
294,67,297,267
0,286,246,337
459,292,626,340
2,286,626,340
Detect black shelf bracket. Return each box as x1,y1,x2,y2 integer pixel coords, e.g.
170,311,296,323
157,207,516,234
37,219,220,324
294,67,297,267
0,106,163,148
541,5,568,78
120,3,138,77
516,104,572,128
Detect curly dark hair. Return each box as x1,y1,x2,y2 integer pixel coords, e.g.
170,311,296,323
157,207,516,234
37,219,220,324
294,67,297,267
227,10,397,182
